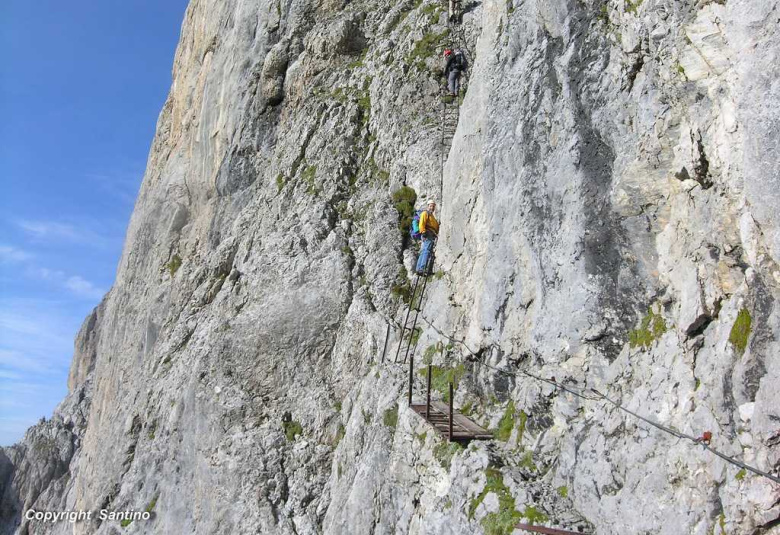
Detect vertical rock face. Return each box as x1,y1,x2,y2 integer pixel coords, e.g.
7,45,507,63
2,0,779,534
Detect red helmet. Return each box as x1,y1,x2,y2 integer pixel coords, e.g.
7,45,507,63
444,49,453,57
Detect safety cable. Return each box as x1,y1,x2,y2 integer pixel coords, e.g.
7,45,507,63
414,313,780,485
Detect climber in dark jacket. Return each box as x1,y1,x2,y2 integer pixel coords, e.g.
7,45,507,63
444,48,467,96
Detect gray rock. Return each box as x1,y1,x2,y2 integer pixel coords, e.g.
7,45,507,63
3,0,780,534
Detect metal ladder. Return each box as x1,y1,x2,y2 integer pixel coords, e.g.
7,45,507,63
392,0,471,388
394,248,436,366
439,0,469,214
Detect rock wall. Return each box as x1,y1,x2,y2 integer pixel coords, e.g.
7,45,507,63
2,0,779,534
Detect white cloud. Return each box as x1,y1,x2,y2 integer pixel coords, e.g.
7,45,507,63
14,218,122,251
18,264,105,301
17,220,83,241
0,245,31,263
25,266,66,281
64,276,105,300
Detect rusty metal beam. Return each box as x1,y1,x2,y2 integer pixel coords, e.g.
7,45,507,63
448,382,453,441
408,352,414,406
380,323,390,363
426,365,432,419
515,523,589,535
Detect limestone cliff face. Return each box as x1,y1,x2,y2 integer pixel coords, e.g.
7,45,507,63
2,0,779,534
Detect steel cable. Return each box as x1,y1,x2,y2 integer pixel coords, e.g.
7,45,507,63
414,313,780,485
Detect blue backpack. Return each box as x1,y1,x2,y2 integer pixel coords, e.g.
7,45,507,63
410,210,425,240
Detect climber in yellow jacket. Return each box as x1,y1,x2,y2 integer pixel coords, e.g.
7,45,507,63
416,200,439,275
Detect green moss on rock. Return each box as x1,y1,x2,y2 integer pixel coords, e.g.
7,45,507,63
145,493,159,513
407,29,450,70
283,420,303,441
495,400,526,442
166,254,182,277
422,342,442,364
383,404,399,429
417,364,465,402
301,165,319,195
520,505,549,525
392,186,417,236
468,468,523,535
519,450,537,472
629,305,667,348
433,441,462,469
729,308,752,355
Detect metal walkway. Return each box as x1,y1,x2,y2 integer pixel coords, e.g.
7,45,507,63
409,366,491,442
410,402,491,441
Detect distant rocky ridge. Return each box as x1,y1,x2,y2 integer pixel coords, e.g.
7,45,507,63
2,0,779,533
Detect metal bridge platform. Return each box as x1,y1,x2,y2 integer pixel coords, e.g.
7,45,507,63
410,400,492,442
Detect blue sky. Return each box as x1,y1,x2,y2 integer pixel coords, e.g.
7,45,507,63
0,0,190,445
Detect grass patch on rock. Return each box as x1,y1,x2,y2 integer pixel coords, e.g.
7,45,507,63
391,279,413,303
519,505,549,525
166,254,182,277
422,342,442,364
495,400,526,442
392,186,417,236
729,308,752,355
629,305,667,348
145,493,159,513
519,450,537,472
407,29,450,70
468,468,523,534
383,404,399,429
417,364,464,402
283,420,303,441
433,440,462,470
301,165,319,195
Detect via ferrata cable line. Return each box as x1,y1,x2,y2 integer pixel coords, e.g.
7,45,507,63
415,312,780,486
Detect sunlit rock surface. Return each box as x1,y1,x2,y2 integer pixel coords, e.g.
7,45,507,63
2,0,779,533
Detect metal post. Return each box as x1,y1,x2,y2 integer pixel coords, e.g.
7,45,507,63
408,352,414,406
395,274,422,363
380,323,391,363
448,382,454,442
426,365,432,419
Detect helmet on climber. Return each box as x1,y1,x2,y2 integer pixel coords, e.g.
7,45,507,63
444,48,467,96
